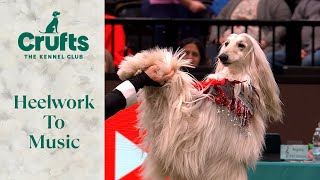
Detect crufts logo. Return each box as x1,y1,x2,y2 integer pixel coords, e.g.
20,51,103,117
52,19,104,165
18,11,89,52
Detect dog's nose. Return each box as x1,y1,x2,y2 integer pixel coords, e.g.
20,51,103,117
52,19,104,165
218,53,229,63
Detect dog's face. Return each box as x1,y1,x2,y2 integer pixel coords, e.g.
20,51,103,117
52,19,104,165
217,34,253,67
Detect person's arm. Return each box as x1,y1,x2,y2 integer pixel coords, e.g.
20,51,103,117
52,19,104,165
179,0,206,13
105,72,149,119
105,88,127,119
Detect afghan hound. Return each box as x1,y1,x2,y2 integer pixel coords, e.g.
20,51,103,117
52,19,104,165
117,33,282,180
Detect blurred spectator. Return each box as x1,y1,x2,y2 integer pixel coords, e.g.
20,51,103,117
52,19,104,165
141,0,208,47
208,0,291,68
105,50,115,73
292,0,320,66
142,0,207,17
105,14,126,68
179,37,211,66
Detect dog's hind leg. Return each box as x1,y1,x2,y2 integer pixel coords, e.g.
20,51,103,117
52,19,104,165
141,156,167,180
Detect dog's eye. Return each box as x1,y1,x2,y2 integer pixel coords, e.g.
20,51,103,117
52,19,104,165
238,43,246,49
224,41,229,46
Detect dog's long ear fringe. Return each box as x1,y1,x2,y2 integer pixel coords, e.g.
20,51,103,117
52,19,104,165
243,34,283,122
215,44,226,73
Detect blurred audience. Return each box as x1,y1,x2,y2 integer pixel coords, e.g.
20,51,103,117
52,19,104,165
105,49,115,73
105,0,320,69
141,0,209,47
142,0,207,18
105,14,126,68
179,37,211,66
209,0,291,68
292,0,320,66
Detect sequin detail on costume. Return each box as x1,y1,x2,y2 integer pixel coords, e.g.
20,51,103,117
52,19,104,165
194,78,255,136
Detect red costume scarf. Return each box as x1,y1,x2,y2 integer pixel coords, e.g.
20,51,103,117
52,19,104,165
194,78,255,135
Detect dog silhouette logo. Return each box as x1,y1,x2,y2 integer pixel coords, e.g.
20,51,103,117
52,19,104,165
39,11,61,34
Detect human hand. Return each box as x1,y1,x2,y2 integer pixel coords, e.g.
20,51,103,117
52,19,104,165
187,0,207,13
301,49,307,60
260,40,268,49
144,65,175,85
235,15,249,20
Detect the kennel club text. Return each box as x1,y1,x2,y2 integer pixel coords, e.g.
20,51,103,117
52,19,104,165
24,54,83,60
14,95,95,149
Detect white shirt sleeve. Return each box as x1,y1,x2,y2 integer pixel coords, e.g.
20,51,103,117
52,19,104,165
115,80,137,108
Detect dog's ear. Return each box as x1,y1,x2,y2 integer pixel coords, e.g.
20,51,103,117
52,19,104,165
244,34,283,122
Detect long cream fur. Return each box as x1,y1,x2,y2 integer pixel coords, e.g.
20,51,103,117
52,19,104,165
117,33,282,180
